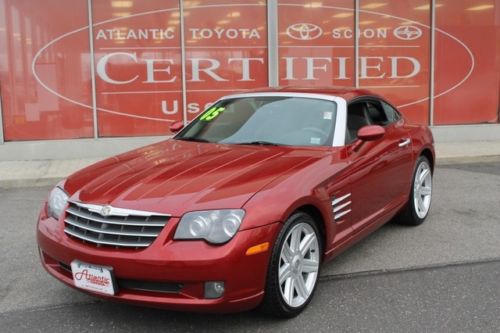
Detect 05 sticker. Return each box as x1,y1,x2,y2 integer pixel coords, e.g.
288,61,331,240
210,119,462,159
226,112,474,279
200,106,225,121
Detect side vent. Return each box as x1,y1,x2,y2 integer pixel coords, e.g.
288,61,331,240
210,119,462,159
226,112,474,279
331,193,352,221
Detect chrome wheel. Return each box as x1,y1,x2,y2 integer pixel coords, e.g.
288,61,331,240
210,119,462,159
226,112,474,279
278,222,320,308
413,160,432,219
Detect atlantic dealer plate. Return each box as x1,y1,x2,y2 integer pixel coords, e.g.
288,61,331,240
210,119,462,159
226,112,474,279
71,260,117,295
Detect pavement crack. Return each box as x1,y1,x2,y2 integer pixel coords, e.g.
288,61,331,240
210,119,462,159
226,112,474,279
319,257,500,282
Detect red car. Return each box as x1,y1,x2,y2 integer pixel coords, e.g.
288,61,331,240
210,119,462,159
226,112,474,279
37,87,434,317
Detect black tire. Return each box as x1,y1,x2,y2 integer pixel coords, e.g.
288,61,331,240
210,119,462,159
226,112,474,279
394,155,433,226
259,212,322,318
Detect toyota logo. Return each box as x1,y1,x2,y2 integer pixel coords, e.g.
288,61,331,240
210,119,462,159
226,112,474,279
393,25,422,41
100,205,112,217
286,23,323,40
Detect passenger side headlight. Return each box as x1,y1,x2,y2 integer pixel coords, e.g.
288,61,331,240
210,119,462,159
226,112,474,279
174,210,245,244
47,187,69,220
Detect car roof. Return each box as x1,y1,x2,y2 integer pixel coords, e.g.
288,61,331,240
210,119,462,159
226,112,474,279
242,86,380,102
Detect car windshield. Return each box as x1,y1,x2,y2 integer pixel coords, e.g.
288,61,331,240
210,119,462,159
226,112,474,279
175,96,337,147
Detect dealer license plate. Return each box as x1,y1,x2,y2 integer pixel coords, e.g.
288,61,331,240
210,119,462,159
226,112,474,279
71,260,116,295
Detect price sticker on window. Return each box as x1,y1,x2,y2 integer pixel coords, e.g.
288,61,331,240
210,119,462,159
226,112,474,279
200,106,225,121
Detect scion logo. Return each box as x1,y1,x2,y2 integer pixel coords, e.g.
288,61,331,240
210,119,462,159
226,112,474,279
393,25,422,41
286,23,323,40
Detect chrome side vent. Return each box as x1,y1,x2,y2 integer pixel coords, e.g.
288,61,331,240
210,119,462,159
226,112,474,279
332,193,351,221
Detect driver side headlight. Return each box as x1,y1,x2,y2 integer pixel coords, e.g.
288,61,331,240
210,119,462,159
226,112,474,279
174,209,245,244
47,187,69,220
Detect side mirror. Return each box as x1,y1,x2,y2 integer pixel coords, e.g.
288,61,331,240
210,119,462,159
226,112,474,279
357,125,385,141
170,121,184,133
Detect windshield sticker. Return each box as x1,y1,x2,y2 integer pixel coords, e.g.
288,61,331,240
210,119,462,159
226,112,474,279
310,137,321,145
323,112,332,120
200,106,225,121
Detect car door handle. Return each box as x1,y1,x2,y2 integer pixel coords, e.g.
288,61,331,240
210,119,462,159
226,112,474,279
398,138,411,147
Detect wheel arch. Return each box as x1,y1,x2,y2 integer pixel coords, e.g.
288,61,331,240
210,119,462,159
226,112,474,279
293,204,328,253
420,147,435,172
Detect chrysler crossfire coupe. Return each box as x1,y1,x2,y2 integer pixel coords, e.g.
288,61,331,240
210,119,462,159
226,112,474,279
37,87,434,317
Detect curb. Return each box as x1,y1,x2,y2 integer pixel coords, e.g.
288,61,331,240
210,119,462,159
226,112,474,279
1,155,500,189
436,154,500,165
0,178,63,189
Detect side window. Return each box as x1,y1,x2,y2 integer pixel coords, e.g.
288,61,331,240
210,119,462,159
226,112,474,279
381,101,401,124
365,101,389,126
346,102,370,144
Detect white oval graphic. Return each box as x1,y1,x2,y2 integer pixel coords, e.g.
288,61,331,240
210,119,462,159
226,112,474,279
32,3,475,120
31,7,184,122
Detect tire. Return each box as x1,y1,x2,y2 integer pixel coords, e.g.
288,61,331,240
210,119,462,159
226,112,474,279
260,212,322,318
394,155,433,226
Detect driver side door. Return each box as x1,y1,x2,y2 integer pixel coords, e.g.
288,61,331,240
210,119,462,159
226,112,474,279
346,98,412,233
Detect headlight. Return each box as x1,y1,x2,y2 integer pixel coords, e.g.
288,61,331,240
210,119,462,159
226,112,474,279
174,210,245,244
47,187,69,220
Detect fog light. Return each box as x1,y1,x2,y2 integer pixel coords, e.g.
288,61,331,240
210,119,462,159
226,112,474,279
204,281,225,299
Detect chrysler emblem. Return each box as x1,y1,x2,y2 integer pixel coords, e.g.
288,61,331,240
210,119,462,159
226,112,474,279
100,205,112,217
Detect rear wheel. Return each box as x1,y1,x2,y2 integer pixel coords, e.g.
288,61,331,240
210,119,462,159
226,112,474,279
395,155,433,225
260,212,321,317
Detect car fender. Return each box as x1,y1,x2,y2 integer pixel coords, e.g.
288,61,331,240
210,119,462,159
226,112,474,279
240,154,348,250
408,125,435,169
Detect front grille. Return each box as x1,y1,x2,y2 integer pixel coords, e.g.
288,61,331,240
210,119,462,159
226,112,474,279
64,201,170,249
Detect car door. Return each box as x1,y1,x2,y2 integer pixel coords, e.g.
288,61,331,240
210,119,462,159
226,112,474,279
345,98,413,233
376,99,414,201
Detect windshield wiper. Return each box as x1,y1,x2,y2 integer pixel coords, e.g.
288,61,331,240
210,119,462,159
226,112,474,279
236,141,280,146
175,137,211,143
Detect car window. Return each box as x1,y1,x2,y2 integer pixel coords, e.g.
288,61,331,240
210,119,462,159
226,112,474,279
176,96,337,147
346,102,370,144
381,101,401,123
365,101,389,126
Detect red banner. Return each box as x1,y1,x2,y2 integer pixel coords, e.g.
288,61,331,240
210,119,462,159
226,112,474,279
0,0,497,141
92,1,183,137
184,1,268,121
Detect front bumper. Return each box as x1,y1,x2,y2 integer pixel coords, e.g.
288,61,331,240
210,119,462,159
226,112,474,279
37,207,281,313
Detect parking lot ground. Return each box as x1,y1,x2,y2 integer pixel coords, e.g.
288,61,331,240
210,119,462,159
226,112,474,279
1,260,499,333
1,158,499,332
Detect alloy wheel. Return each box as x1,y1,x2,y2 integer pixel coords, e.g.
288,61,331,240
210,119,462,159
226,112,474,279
278,222,320,308
413,160,432,219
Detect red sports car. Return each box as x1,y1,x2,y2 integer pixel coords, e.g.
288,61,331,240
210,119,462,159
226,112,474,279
37,87,434,317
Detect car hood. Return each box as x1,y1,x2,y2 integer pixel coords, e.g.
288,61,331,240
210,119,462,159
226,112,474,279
64,140,330,217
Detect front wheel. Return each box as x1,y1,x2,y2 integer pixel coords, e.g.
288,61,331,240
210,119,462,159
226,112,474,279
395,155,433,225
260,212,321,318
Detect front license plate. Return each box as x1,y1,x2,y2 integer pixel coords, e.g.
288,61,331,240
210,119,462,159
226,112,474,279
71,260,116,295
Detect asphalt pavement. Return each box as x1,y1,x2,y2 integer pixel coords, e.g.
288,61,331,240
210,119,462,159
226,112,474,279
1,158,499,332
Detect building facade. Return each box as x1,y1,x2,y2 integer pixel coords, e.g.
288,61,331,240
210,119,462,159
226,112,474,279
0,1,498,155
